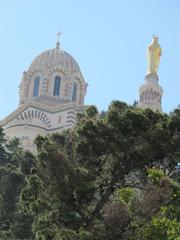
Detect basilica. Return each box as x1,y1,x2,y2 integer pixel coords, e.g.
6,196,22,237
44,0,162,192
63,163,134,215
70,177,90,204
0,35,163,151
0,36,87,150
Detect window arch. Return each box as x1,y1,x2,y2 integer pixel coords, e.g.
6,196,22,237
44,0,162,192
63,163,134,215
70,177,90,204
72,82,77,101
53,76,61,96
33,76,40,97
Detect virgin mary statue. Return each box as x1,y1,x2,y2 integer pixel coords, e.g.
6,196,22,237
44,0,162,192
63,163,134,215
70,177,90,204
147,36,162,74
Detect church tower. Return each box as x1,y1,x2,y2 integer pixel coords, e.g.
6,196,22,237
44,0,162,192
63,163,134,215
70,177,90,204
0,34,88,151
138,36,163,112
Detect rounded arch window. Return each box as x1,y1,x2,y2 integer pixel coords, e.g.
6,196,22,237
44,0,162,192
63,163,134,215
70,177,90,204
72,82,77,101
53,76,61,96
33,76,40,97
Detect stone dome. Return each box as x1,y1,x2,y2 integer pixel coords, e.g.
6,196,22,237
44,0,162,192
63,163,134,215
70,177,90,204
19,42,87,106
28,47,82,74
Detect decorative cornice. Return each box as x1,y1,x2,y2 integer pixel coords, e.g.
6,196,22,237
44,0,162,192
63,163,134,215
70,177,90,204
0,102,88,126
5,123,73,132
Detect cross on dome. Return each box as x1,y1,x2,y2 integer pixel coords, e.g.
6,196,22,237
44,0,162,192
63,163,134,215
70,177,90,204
56,31,62,51
57,31,62,42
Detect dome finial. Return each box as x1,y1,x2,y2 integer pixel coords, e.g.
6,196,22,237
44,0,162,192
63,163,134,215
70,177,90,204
56,31,62,51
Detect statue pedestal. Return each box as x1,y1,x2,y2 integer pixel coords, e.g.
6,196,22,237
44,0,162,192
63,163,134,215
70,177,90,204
138,73,163,112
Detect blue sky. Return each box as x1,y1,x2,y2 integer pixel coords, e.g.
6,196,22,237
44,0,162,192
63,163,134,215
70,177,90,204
0,0,180,119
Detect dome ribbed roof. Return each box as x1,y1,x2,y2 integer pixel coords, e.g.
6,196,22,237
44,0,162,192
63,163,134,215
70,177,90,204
28,47,81,73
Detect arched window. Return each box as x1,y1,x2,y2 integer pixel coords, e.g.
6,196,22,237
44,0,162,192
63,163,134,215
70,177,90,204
33,76,40,97
53,76,61,96
72,82,77,101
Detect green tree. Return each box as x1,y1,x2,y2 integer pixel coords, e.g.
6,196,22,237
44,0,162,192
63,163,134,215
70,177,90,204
19,102,180,239
0,128,8,165
0,128,35,239
1,102,180,239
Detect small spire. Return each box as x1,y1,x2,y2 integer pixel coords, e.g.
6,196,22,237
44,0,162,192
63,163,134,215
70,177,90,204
56,31,62,51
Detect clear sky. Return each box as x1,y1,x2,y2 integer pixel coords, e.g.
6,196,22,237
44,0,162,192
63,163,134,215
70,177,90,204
0,0,180,119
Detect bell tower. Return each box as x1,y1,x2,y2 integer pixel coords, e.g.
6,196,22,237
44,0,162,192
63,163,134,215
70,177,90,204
138,36,163,112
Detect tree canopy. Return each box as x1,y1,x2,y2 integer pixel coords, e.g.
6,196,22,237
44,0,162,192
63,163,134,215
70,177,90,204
0,101,179,239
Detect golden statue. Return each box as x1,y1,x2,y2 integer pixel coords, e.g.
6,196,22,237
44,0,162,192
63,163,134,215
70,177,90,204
147,35,162,74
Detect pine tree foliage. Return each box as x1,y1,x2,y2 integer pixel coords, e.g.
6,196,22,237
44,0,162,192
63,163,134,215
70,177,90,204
0,101,179,239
